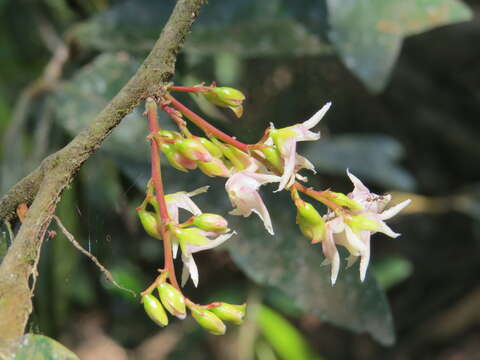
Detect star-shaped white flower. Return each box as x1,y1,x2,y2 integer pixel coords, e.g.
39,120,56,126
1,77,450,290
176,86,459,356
268,102,331,191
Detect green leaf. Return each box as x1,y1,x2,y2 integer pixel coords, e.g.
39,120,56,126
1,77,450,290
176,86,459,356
1,334,79,360
256,305,324,360
372,256,413,290
327,0,473,92
72,0,331,58
228,194,395,345
53,53,154,167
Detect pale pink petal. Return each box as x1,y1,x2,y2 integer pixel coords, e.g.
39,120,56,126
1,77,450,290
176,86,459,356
359,231,371,282
376,220,401,238
188,232,235,253
342,225,367,256
302,102,331,130
322,230,340,285
346,169,370,196
172,242,179,259
226,171,279,234
181,253,199,287
277,137,297,191
295,154,316,174
379,199,411,220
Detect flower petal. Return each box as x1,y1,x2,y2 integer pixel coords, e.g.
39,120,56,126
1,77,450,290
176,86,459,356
188,232,235,253
322,231,340,285
346,169,370,196
302,102,331,130
358,231,371,282
380,199,411,220
181,253,199,287
276,137,297,191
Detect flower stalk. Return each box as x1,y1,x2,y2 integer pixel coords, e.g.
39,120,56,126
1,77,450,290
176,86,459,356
146,97,180,290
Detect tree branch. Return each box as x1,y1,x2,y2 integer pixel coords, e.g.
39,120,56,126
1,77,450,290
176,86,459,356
0,0,207,340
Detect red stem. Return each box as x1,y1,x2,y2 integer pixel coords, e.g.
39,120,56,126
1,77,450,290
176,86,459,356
165,92,343,215
146,98,180,290
165,93,249,152
170,85,210,93
293,183,344,214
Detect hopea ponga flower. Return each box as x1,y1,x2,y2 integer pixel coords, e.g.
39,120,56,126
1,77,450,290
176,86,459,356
267,102,331,191
320,171,410,284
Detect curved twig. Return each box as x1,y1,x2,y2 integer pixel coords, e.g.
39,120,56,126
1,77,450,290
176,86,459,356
0,0,207,339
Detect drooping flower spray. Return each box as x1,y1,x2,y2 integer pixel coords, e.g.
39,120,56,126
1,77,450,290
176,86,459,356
137,83,410,334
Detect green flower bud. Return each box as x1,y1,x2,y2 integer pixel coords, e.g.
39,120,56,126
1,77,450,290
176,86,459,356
160,143,190,172
295,201,326,244
191,307,226,335
192,213,228,232
198,158,230,177
346,215,379,232
137,209,161,239
210,303,246,325
203,87,245,118
142,294,169,327
260,145,283,171
175,138,213,162
327,192,363,211
158,283,186,319
297,201,323,224
198,138,223,158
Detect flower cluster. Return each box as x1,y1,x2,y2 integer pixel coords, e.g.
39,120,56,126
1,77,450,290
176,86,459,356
137,84,410,334
141,271,246,335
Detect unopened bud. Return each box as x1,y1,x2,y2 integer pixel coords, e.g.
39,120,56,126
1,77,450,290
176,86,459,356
191,307,226,335
158,283,186,319
347,215,379,232
210,303,246,325
327,192,363,211
192,213,228,232
198,158,230,177
260,146,283,171
137,209,161,239
203,87,245,118
175,138,213,162
142,294,169,326
198,138,223,158
295,201,326,244
160,143,197,172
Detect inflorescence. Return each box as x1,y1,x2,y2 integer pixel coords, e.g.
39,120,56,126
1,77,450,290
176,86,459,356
137,83,410,334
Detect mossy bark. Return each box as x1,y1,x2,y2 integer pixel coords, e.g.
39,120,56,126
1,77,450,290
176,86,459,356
0,0,207,340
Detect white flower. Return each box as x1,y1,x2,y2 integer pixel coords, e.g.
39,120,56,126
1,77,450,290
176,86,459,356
225,170,281,235
321,171,411,283
268,102,331,191
180,231,235,287
164,186,235,287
